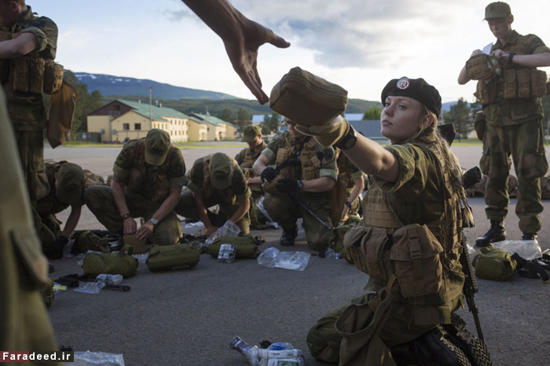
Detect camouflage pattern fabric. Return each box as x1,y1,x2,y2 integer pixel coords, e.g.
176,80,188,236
480,119,548,233
84,186,182,246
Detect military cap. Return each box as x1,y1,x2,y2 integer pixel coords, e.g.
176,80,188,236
56,163,85,204
145,129,171,166
209,153,233,190
242,125,261,142
381,77,442,118
484,2,511,19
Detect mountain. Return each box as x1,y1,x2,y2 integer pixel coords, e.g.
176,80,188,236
75,72,238,100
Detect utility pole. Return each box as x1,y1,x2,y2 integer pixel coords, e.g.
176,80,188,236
149,87,153,123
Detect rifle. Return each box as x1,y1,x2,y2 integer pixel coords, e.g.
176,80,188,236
461,166,484,341
290,192,332,230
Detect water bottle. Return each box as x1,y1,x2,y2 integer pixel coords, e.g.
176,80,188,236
229,336,260,366
96,274,123,285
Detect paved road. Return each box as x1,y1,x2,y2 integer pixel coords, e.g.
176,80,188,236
45,143,550,366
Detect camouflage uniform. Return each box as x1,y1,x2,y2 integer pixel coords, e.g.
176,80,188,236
262,131,337,251
478,31,549,234
307,129,465,364
0,87,61,363
85,138,186,246
235,141,268,228
333,152,364,222
176,154,252,234
36,162,85,252
1,7,58,206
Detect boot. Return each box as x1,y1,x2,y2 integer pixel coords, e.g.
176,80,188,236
522,233,538,245
280,226,298,246
475,220,506,247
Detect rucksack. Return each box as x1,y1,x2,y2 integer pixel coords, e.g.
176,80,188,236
82,246,138,278
206,235,263,259
473,246,517,281
146,243,200,272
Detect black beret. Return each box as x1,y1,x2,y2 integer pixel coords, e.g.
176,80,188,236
381,77,442,118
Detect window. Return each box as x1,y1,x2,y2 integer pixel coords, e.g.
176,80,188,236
123,123,129,131
135,123,141,130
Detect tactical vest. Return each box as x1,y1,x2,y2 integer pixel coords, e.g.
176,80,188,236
275,135,322,181
125,140,172,204
474,34,548,106
0,13,62,97
239,147,263,194
202,157,237,205
348,142,465,311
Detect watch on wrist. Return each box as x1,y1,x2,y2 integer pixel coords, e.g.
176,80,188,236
508,52,515,64
345,201,352,208
296,180,303,190
121,212,130,220
335,126,357,150
150,217,159,226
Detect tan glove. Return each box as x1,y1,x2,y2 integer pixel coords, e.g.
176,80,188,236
296,115,350,147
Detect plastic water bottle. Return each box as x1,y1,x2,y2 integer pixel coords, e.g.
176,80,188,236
229,336,260,365
96,274,123,285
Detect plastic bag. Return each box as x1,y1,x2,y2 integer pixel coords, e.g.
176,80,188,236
74,281,105,294
181,220,206,236
74,351,124,366
204,220,241,246
256,196,279,229
257,247,311,271
491,240,542,260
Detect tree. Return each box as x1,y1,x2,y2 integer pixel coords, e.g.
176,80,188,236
444,98,471,141
217,108,233,122
262,113,280,135
64,70,103,140
363,105,382,120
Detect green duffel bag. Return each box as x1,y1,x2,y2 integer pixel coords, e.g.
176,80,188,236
473,246,517,281
82,245,138,278
146,243,200,272
72,231,110,254
206,235,262,259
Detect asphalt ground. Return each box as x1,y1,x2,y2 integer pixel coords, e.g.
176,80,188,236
45,142,550,366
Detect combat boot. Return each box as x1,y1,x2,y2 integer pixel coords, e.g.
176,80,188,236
522,233,538,245
280,226,298,246
475,220,506,247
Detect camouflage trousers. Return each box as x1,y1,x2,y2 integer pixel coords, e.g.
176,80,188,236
307,277,460,364
84,186,182,246
175,188,250,235
263,192,334,251
480,119,548,233
249,190,269,230
38,214,62,253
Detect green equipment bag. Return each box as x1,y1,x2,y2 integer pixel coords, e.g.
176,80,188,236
72,231,111,254
206,235,262,259
473,246,517,281
269,66,348,126
82,245,138,278
146,243,200,272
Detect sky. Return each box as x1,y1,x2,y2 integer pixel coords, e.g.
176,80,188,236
46,0,550,104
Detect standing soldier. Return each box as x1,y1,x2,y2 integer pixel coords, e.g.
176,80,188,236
458,1,550,246
235,125,268,229
176,152,251,235
0,0,58,227
253,119,337,252
85,129,186,246
37,161,86,259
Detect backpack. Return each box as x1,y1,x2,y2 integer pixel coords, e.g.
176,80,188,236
473,246,517,281
206,235,262,259
146,244,200,272
82,246,138,278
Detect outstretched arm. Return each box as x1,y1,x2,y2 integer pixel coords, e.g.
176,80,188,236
182,0,290,104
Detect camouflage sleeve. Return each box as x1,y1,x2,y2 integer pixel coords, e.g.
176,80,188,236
167,147,186,188
373,144,432,202
232,167,251,202
187,160,204,196
262,134,284,163
234,149,245,165
319,146,338,181
22,16,58,58
526,34,550,54
112,142,136,182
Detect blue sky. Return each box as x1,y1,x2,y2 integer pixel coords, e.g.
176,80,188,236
46,0,550,103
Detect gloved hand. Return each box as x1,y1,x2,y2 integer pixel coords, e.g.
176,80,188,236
261,167,278,183
276,178,303,194
295,115,350,147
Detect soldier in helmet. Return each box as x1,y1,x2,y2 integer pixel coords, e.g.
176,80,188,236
235,125,269,229
85,129,186,246
458,1,550,246
36,161,86,259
